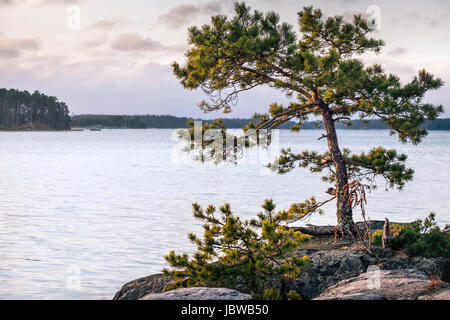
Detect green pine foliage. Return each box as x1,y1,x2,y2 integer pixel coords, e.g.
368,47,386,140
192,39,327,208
172,2,444,228
163,199,311,297
272,146,414,189
391,213,450,258
172,2,443,141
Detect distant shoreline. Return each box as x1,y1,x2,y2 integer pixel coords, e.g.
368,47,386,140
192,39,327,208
70,114,450,130
2,116,450,131
3,127,450,132
0,129,73,132
66,127,450,131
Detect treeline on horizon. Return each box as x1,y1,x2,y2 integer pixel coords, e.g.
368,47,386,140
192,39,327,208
0,88,71,130
71,114,450,131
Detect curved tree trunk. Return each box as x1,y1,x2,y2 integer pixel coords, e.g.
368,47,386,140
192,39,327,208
319,101,355,234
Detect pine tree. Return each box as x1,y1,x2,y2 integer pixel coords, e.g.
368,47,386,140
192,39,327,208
163,199,311,297
172,2,444,233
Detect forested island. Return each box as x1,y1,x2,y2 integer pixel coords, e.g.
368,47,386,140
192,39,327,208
0,88,71,130
71,114,450,130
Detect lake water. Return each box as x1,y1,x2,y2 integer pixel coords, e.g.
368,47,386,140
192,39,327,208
0,129,449,299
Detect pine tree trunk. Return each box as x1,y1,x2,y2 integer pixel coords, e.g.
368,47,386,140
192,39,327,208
319,102,355,234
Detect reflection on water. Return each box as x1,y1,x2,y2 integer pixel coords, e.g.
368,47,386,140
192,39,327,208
0,129,449,299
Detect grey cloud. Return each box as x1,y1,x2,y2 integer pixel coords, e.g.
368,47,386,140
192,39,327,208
0,0,15,5
111,33,165,52
88,20,120,30
387,47,407,57
426,19,440,27
111,33,186,52
0,47,17,57
157,0,229,29
0,33,40,58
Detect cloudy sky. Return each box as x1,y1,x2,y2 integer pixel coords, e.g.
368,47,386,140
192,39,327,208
0,0,449,118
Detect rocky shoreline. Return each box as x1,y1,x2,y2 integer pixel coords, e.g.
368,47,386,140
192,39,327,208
113,247,450,300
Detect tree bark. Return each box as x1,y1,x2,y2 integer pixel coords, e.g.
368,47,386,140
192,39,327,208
382,218,390,248
290,225,336,236
319,101,355,234
290,221,394,236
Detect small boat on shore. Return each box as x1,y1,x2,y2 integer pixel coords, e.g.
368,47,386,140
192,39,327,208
90,127,102,131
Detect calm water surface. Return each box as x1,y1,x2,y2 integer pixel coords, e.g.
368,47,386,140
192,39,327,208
0,129,449,299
